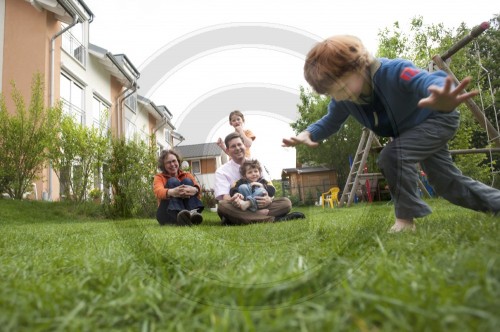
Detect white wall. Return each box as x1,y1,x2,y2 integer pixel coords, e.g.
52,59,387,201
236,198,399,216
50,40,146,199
195,173,216,191
135,104,150,140
87,56,114,105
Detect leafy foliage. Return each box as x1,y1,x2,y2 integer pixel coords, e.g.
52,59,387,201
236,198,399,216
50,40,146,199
376,17,457,68
0,74,62,199
48,114,110,203
292,87,363,185
468,15,500,124
103,135,157,218
377,15,500,185
272,179,283,197
201,188,217,208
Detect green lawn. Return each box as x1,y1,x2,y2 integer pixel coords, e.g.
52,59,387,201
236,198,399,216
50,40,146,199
0,199,499,331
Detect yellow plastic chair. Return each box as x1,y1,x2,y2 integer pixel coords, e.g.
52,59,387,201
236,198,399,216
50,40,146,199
321,187,340,208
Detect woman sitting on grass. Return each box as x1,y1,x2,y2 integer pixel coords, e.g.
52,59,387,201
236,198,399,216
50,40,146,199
153,149,204,226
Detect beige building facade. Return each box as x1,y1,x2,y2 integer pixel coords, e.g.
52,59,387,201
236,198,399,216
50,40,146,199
1,0,179,200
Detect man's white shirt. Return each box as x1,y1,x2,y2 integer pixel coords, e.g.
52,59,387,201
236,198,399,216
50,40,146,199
214,159,271,201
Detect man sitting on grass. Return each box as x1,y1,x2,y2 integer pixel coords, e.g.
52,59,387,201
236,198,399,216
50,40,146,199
214,132,305,225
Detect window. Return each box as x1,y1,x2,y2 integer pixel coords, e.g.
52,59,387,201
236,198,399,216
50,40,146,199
59,161,84,200
92,96,110,130
126,118,137,141
60,73,84,124
93,166,102,192
125,93,137,113
163,129,173,149
59,165,71,199
191,160,201,174
72,163,84,195
90,164,112,200
164,129,171,143
93,163,111,197
102,164,112,198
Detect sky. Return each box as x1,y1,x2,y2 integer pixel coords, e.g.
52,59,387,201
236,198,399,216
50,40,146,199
83,0,498,178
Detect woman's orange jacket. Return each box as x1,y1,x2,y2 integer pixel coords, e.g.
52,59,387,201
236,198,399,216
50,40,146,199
153,170,202,206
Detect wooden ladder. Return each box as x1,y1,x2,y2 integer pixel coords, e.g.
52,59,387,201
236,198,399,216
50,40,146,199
339,128,382,207
339,128,431,207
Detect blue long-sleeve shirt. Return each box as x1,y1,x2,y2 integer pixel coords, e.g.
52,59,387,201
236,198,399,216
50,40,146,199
306,58,449,140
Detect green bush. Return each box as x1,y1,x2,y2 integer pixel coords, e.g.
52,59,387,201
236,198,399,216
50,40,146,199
103,136,157,218
304,190,316,206
288,194,301,206
272,179,283,197
0,73,62,199
49,114,109,203
201,188,217,208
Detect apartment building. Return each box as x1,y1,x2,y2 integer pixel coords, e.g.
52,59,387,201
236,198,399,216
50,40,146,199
0,0,179,200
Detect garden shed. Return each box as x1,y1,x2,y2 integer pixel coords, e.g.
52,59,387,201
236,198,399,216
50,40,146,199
281,166,338,204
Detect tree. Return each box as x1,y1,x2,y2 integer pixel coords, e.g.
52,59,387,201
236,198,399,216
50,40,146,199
48,113,110,203
466,15,500,156
103,135,157,218
291,86,363,185
0,74,62,199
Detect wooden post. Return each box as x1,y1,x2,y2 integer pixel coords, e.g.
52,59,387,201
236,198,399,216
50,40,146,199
431,21,500,147
432,55,500,147
440,22,490,61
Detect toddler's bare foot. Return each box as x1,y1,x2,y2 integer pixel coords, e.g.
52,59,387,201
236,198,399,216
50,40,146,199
389,218,416,233
239,200,251,211
256,209,269,215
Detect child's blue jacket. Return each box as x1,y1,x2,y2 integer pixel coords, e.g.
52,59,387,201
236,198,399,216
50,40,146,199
306,58,449,140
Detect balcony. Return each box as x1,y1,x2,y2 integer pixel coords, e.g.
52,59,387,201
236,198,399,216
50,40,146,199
62,30,86,66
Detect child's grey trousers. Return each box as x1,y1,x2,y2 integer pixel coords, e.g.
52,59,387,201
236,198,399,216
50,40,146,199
378,110,500,219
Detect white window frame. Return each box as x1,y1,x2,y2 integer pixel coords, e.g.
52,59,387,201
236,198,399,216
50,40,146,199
164,129,171,143
59,158,83,200
126,118,137,142
191,160,201,174
60,73,85,124
92,96,110,130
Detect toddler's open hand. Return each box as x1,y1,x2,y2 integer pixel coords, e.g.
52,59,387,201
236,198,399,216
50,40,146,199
282,131,318,147
418,76,478,112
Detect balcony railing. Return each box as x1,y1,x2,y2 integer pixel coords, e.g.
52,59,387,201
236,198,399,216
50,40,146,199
61,99,84,125
62,30,86,66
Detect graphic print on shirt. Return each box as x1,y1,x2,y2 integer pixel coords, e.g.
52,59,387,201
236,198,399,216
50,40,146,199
400,67,420,81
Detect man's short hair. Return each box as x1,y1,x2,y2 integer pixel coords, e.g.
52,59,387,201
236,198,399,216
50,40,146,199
224,132,243,149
